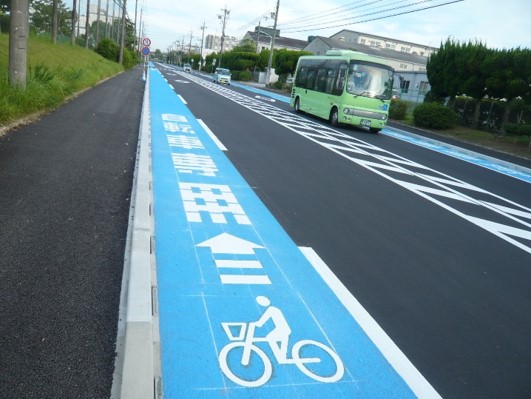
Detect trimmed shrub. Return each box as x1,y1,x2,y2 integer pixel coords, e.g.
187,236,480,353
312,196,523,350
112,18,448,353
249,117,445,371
389,99,407,120
413,102,458,129
239,70,252,81
95,38,119,62
505,123,531,136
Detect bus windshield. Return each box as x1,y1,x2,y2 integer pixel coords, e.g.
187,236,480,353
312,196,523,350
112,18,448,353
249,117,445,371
346,62,393,100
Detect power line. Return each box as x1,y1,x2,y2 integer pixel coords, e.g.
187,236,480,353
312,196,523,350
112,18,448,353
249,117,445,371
280,0,438,31
280,0,464,34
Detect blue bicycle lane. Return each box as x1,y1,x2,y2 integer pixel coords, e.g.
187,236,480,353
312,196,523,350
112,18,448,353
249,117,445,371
148,66,441,399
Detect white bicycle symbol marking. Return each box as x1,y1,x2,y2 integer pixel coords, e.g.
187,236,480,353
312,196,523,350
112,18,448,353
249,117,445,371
218,296,344,387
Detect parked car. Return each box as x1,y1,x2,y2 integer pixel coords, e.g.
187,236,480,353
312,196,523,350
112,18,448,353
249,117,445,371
213,68,231,85
392,89,401,99
183,63,192,72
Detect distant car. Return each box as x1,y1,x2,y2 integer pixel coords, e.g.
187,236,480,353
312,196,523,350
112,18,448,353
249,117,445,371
286,77,294,85
183,63,192,72
392,89,401,99
213,68,231,85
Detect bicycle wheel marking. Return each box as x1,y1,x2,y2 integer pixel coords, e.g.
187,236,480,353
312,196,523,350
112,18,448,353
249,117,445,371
149,66,440,398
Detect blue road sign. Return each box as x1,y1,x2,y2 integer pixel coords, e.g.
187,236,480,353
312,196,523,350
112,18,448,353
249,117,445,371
148,66,439,398
142,46,150,56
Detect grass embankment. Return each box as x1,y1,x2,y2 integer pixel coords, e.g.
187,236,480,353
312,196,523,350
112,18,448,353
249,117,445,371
0,34,123,129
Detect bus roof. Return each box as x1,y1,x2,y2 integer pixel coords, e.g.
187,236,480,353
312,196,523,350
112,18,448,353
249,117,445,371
299,49,392,68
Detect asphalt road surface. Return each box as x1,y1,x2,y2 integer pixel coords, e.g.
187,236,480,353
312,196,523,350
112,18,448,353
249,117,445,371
157,65,531,399
1,62,530,398
0,67,144,398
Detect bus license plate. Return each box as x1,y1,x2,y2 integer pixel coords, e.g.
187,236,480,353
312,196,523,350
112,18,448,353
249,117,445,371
361,119,371,127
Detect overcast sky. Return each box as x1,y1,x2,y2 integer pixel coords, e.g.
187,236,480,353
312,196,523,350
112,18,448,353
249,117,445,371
88,0,531,52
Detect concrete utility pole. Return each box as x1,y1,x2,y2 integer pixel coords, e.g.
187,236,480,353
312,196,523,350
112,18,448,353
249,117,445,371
84,0,90,48
71,0,78,45
188,30,193,54
9,0,29,88
266,0,280,84
52,0,58,44
218,8,230,68
133,0,139,54
95,0,101,46
119,0,127,64
199,21,207,70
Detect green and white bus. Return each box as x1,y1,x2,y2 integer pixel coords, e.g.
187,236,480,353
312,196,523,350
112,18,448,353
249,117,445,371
290,50,395,133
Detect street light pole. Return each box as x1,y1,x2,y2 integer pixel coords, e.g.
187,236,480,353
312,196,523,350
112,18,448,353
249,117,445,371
265,0,279,84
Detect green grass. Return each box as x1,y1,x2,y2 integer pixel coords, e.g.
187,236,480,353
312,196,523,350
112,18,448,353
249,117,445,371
0,34,123,127
394,114,531,161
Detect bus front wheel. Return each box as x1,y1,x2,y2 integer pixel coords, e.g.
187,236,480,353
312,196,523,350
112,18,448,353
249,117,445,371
294,97,301,113
369,128,381,134
329,107,339,127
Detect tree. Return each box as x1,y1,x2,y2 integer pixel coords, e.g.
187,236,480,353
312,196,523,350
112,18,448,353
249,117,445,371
30,0,71,38
273,49,311,78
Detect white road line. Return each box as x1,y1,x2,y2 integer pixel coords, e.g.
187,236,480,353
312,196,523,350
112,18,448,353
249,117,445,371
300,246,442,399
197,119,228,151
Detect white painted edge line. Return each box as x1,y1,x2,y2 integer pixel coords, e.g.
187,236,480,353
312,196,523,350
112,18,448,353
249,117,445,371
169,84,174,90
178,94,187,104
197,119,228,151
112,71,157,399
299,246,442,399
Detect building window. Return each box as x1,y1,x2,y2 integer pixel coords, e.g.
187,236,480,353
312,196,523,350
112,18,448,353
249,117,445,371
400,46,410,53
419,81,429,95
360,38,366,44
401,79,410,94
399,63,408,70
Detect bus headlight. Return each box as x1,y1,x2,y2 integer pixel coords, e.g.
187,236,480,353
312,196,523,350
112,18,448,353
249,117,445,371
343,108,352,115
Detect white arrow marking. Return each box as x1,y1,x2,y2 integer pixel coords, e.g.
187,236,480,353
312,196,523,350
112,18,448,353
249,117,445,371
196,232,264,254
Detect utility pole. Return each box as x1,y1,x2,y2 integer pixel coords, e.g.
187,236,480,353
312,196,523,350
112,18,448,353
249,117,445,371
71,0,77,45
218,7,230,68
188,30,193,55
199,21,207,71
95,0,101,46
137,8,142,53
119,0,127,64
9,0,29,88
266,0,279,84
52,0,58,44
84,0,90,48
133,0,139,55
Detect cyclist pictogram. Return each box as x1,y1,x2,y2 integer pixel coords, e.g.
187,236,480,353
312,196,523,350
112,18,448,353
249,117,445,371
218,296,345,387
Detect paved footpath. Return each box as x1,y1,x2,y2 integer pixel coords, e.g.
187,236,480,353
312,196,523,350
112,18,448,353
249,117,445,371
0,67,144,398
142,65,441,398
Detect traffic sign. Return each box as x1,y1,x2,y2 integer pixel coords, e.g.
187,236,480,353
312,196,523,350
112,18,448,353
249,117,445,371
141,46,150,56
142,37,151,47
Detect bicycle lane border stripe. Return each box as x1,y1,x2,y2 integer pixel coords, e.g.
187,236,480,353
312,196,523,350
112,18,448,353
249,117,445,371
149,66,439,398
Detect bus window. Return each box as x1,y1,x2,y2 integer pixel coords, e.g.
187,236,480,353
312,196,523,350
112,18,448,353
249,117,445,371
347,63,393,99
316,68,327,92
306,69,317,91
325,69,337,94
296,66,308,88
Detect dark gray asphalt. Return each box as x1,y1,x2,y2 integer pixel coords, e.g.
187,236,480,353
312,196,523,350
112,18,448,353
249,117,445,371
160,67,531,399
0,67,144,398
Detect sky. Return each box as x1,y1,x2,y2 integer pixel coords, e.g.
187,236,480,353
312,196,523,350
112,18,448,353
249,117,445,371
95,0,531,52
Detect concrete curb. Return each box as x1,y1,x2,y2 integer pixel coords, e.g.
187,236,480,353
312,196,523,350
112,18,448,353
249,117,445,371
113,71,160,398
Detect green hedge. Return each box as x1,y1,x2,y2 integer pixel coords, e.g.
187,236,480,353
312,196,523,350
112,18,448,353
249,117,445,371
413,102,458,129
389,99,407,120
505,123,531,136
